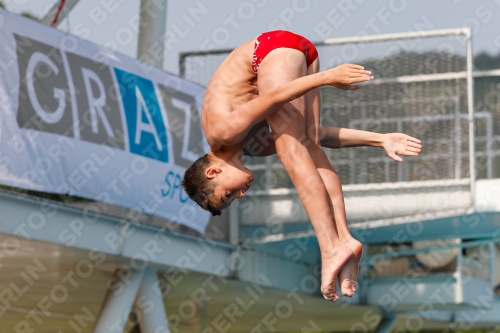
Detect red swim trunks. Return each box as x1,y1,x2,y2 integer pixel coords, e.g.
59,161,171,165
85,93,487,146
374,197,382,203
251,30,318,73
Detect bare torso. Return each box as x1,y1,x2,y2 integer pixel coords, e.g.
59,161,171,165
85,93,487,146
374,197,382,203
201,38,267,153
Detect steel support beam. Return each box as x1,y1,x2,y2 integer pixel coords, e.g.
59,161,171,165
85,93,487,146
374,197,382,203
93,268,144,333
455,298,500,324
135,266,170,333
0,189,234,277
137,0,168,68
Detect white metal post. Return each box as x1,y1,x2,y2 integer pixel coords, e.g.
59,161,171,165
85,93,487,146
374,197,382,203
135,266,170,333
40,0,81,26
454,97,461,179
396,120,403,181
466,28,476,211
486,112,493,179
93,268,145,333
137,0,168,69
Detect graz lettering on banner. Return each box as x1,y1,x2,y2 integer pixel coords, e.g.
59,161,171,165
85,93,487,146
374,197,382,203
0,10,211,232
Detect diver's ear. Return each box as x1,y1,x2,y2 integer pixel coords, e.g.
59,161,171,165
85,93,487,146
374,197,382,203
205,166,222,179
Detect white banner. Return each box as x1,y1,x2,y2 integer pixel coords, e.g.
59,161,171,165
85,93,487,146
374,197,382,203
0,10,211,233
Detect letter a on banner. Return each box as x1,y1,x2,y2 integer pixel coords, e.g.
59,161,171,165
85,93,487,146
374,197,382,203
135,86,162,150
114,68,169,163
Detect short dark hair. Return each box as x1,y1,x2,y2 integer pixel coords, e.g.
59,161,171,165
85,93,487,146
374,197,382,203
182,154,222,216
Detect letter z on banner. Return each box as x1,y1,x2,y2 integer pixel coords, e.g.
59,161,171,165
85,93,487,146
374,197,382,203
0,10,211,233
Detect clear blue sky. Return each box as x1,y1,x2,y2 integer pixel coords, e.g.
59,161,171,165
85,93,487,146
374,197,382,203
4,0,500,75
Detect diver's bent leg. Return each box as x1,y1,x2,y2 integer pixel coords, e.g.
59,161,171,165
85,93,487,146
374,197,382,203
305,58,362,297
258,48,352,301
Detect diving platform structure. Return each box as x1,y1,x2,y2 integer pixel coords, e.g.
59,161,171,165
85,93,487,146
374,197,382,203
1,176,500,332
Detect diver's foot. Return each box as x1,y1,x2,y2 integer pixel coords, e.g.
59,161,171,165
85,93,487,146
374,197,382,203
338,236,363,297
320,244,353,302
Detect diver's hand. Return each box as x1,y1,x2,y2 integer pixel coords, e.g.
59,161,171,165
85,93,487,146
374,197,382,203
326,64,374,90
383,133,422,162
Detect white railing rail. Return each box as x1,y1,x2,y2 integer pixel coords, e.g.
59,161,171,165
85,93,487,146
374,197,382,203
319,28,470,46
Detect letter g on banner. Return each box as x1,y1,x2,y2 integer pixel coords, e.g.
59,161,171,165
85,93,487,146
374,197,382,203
15,35,73,136
26,53,65,123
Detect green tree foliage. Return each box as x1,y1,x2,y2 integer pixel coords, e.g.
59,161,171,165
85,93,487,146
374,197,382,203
20,12,39,21
475,52,500,70
0,1,38,20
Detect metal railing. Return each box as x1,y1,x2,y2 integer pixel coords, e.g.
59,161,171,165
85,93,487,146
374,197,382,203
179,29,500,241
364,238,498,290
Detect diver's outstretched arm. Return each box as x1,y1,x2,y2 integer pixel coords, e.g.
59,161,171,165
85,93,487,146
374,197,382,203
319,128,422,162
244,127,422,162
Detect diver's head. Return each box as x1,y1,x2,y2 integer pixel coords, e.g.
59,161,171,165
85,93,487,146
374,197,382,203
182,152,254,216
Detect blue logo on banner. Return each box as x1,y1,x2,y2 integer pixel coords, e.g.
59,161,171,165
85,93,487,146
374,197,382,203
114,68,169,163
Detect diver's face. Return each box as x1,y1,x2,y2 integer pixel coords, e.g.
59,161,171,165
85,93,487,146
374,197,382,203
213,164,254,210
